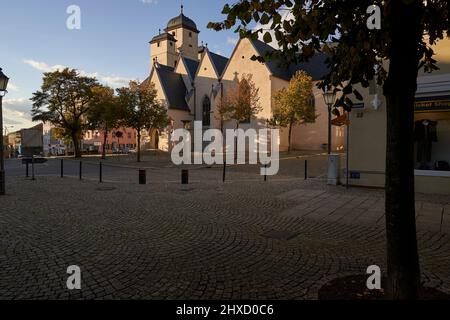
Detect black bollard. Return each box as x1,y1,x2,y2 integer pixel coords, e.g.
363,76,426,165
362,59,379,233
31,155,35,181
79,161,82,180
264,164,267,182
99,162,103,183
139,169,146,185
26,162,29,178
60,159,64,178
222,161,226,183
304,160,308,180
181,169,189,185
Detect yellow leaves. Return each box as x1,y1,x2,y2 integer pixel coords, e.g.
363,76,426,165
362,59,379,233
271,70,315,127
218,73,262,123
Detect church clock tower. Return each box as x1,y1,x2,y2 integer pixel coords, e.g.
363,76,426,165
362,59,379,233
150,5,200,69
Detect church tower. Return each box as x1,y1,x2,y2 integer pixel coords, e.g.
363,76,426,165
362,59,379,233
150,30,178,69
150,5,200,69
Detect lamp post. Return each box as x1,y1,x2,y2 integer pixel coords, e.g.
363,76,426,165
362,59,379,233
323,91,336,155
0,68,10,196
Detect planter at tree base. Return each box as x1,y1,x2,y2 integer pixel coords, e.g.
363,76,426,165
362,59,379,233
318,275,450,300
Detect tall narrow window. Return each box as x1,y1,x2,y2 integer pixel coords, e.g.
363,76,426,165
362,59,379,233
202,96,211,126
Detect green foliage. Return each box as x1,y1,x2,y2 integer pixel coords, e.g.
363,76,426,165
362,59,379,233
117,80,169,133
31,68,99,156
208,0,450,299
117,80,169,162
87,85,123,133
269,70,316,128
208,0,450,110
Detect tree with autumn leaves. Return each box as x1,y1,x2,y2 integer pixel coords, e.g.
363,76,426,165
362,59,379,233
32,69,168,161
87,85,123,159
117,80,169,162
269,70,316,152
31,68,99,158
209,0,450,299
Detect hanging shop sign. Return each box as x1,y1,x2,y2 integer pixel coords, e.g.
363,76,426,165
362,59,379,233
352,103,365,110
415,95,450,113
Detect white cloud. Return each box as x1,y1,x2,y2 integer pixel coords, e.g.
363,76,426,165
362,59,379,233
23,59,66,72
7,83,19,92
23,59,132,88
227,37,239,46
2,98,34,130
141,0,158,4
3,98,32,114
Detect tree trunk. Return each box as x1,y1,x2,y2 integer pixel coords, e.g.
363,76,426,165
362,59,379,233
383,0,422,300
102,128,108,160
288,122,293,154
137,130,141,163
72,132,81,158
235,121,239,161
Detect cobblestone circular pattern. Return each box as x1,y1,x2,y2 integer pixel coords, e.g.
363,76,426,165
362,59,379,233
0,176,449,300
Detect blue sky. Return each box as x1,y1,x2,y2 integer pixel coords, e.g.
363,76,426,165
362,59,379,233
1,0,239,131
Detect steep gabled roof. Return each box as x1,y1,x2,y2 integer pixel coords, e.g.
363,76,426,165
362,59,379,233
289,53,329,81
152,63,190,111
249,38,329,81
195,48,230,79
182,56,200,81
209,52,229,78
150,32,177,44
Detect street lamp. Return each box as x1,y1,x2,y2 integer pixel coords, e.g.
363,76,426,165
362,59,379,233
0,68,10,196
323,91,336,155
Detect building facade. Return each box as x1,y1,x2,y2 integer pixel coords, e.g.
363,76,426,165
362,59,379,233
346,39,450,194
43,123,66,156
82,128,138,154
145,8,345,153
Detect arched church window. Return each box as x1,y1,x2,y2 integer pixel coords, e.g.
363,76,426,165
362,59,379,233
202,96,211,126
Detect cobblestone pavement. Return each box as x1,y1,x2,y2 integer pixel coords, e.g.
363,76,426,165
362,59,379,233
0,173,449,300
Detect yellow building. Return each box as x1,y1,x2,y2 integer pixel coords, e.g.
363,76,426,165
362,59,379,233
347,39,450,194
144,8,345,153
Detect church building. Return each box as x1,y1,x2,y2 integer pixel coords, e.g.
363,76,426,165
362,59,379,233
144,7,345,153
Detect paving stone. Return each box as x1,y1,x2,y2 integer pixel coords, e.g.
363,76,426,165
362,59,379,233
0,170,449,300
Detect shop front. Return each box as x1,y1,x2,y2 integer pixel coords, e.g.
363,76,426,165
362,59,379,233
413,75,450,193
346,73,450,194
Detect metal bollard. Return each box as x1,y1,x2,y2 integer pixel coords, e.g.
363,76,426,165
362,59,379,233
139,169,146,185
79,161,82,180
264,164,267,182
304,160,308,180
181,169,189,185
99,162,103,183
60,159,64,178
31,155,35,181
26,162,29,178
222,161,226,183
